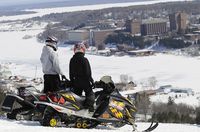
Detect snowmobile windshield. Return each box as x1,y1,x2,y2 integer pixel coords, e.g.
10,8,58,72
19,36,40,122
19,86,40,94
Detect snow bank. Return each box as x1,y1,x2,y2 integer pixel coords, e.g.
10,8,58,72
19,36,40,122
0,117,200,132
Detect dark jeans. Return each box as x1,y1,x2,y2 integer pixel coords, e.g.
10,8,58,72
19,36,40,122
43,74,60,93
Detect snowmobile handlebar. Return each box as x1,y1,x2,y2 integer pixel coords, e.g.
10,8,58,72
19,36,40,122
60,79,72,89
94,81,115,92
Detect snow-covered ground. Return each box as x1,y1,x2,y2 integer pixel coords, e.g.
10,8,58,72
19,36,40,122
0,0,199,131
0,117,200,132
0,28,200,92
150,92,200,107
0,0,191,21
1,27,200,107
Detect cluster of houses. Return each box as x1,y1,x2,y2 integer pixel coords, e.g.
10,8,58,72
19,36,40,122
86,46,156,57
156,85,194,95
62,9,200,58
125,84,194,101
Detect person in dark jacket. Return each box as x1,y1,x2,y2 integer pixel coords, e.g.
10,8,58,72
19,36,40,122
69,43,95,112
40,36,66,93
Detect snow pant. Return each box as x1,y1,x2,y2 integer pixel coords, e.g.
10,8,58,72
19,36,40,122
84,91,95,112
43,74,60,93
72,85,95,112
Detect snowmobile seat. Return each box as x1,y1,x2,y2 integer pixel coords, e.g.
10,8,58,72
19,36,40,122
70,92,86,103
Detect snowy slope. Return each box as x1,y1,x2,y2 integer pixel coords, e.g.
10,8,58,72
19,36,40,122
1,28,200,108
0,117,200,132
0,0,199,131
0,29,200,92
0,0,191,21
150,93,200,107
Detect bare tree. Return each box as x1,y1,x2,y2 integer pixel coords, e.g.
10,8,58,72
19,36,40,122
129,76,133,82
120,74,128,84
148,76,157,89
135,92,151,121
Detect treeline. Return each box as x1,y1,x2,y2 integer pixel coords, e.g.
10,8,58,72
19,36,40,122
151,102,196,124
105,33,193,49
159,38,192,49
105,33,152,49
37,23,68,43
0,88,5,115
133,93,200,124
152,112,194,123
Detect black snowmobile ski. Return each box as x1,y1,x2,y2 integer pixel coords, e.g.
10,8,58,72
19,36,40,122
141,122,158,132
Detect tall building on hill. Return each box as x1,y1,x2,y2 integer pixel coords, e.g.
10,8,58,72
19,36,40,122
68,30,89,42
90,29,114,50
125,19,141,35
140,19,167,36
169,12,188,34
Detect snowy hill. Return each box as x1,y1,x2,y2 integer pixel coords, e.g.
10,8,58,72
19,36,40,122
1,24,200,107
0,0,200,131
1,32,200,92
0,22,200,92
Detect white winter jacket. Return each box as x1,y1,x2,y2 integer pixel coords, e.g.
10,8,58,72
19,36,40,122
40,45,63,75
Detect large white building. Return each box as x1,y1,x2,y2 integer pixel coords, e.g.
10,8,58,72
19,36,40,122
68,30,89,42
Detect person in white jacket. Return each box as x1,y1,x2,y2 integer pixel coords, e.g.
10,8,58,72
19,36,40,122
40,36,66,93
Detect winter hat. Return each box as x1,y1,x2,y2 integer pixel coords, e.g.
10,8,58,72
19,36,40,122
45,36,58,44
74,43,86,53
45,36,58,50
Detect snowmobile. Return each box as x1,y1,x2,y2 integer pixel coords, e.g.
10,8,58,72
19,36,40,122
35,76,158,132
1,78,72,121
1,85,47,121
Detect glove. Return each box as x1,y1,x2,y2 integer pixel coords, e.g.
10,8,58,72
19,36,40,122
94,81,105,88
90,81,95,89
61,75,67,81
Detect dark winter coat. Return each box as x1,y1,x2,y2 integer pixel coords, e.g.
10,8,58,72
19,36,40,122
69,52,94,96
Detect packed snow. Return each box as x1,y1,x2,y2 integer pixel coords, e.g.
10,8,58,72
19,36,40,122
0,0,192,21
0,117,200,132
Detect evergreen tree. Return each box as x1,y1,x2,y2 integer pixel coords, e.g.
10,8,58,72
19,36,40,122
168,96,174,106
196,111,200,124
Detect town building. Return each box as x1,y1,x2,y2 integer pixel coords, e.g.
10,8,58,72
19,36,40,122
90,29,115,50
68,30,89,42
141,19,167,36
169,12,188,34
125,19,141,35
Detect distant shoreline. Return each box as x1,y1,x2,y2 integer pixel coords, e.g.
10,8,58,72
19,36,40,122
0,0,142,10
